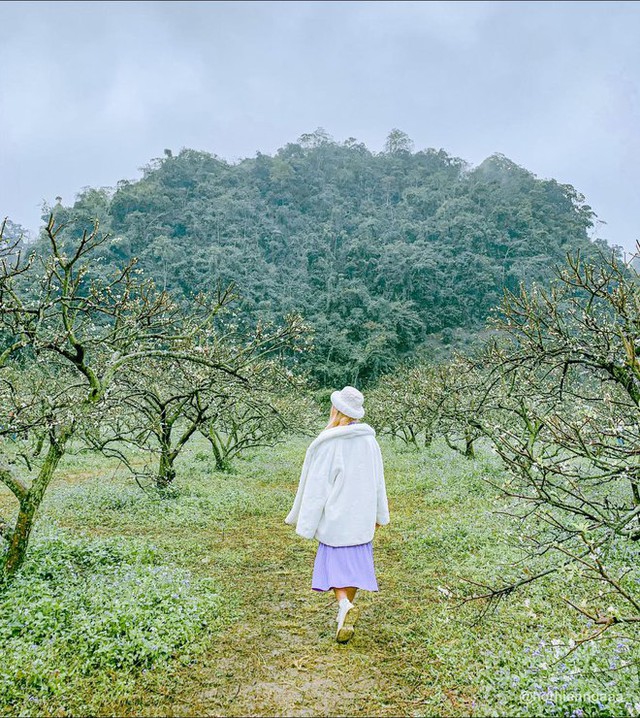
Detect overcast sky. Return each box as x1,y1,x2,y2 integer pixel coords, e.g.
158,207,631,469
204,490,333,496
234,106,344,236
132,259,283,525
1,0,639,253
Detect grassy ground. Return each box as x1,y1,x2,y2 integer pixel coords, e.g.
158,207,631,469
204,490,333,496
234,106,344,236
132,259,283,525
1,433,638,716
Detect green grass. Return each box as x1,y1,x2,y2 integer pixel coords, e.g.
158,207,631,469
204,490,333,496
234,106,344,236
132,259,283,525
0,434,638,716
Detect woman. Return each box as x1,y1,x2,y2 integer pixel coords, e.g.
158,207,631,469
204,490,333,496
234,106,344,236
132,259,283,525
285,386,390,643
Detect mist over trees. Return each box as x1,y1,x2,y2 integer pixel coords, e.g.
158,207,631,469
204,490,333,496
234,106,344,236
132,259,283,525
41,129,607,387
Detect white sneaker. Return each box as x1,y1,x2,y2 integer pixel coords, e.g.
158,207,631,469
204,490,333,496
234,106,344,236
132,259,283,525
336,598,359,643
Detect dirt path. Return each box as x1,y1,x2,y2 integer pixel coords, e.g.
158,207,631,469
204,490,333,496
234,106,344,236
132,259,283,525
146,516,438,718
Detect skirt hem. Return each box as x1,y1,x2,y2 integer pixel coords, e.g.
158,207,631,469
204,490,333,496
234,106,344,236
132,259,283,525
312,585,379,592
311,540,379,592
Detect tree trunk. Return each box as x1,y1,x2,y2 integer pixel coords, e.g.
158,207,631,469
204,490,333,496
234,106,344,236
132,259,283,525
630,471,640,529
464,431,475,459
208,432,227,472
2,438,66,581
205,427,229,471
155,411,177,490
156,443,176,490
213,451,227,472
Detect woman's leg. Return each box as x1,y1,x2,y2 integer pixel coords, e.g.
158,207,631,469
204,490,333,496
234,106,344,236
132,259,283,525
333,586,358,603
334,586,360,643
333,587,348,602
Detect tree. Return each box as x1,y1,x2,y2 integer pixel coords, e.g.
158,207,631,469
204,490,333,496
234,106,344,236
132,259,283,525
0,216,258,579
0,361,86,567
383,129,414,154
95,310,308,489
464,246,640,645
199,382,318,472
367,355,491,456
99,356,224,491
436,357,489,459
367,363,442,447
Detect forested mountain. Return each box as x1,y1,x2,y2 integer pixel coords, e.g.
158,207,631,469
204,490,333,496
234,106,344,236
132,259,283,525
44,129,607,387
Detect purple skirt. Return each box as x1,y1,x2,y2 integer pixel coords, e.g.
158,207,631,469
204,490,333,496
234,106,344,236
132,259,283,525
311,541,379,592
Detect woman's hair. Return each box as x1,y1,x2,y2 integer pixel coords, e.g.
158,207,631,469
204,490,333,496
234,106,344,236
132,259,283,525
325,405,358,429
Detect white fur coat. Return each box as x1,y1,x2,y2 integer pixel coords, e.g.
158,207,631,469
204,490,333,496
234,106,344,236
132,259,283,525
285,423,390,546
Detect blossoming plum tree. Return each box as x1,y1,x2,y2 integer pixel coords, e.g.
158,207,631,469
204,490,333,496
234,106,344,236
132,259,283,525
465,246,640,644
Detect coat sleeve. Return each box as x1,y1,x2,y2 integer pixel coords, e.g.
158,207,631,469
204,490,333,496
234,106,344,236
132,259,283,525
284,450,311,527
374,441,390,526
285,440,342,540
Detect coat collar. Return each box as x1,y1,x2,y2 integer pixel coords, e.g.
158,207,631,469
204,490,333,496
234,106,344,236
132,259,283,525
307,422,376,453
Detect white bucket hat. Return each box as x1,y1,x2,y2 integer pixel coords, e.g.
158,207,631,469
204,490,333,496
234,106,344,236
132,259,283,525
330,386,365,419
